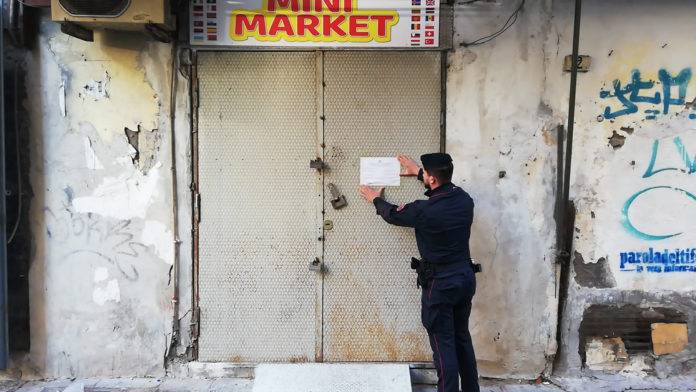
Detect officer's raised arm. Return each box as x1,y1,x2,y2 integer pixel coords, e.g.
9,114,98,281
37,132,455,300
397,155,424,182
358,185,422,227
375,197,422,227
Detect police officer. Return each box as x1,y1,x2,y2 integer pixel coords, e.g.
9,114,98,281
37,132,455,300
358,153,479,392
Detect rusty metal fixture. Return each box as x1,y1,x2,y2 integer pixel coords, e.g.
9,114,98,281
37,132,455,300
327,183,347,209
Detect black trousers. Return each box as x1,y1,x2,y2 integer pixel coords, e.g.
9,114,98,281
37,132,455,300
421,271,479,392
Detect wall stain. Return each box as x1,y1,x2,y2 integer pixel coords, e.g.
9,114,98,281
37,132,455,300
328,304,430,362
573,251,616,289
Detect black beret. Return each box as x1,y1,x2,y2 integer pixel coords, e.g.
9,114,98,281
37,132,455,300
420,153,453,170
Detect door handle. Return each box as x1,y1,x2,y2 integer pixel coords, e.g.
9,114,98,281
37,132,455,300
327,183,347,210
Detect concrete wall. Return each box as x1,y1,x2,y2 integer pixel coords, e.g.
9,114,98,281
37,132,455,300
23,16,179,377
22,3,567,379
18,0,696,381
556,0,696,377
447,0,566,378
450,0,696,378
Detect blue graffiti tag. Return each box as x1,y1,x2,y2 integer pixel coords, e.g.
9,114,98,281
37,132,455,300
600,75,639,119
619,247,696,273
621,186,696,241
600,68,694,120
623,136,696,241
642,136,696,178
658,68,692,114
629,70,661,104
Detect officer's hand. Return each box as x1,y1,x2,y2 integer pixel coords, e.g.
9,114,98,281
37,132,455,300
398,155,420,176
359,186,384,203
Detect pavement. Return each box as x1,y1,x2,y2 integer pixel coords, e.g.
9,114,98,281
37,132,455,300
1,376,696,392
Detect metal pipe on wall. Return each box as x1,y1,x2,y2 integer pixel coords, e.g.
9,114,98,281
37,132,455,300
0,0,9,370
189,50,201,360
553,0,582,373
165,41,182,362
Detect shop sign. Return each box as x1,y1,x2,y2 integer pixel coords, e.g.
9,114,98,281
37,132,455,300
190,0,440,48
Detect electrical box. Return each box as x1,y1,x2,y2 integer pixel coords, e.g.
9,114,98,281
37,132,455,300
51,0,173,31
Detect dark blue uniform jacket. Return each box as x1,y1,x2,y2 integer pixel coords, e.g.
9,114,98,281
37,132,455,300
372,182,474,276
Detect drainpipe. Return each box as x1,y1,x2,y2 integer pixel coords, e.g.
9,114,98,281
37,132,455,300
165,41,182,363
0,0,8,370
553,0,581,373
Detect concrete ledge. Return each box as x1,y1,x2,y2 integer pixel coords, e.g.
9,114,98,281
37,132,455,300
167,362,255,379
252,364,411,392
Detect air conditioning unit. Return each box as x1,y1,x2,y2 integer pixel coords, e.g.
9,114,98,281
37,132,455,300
51,0,174,32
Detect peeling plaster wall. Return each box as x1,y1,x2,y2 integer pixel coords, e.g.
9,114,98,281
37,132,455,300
24,15,177,377
558,0,696,377
451,0,696,378
447,0,567,378
23,0,696,380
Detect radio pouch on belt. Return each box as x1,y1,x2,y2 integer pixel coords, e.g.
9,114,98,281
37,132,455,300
470,259,482,273
410,257,433,288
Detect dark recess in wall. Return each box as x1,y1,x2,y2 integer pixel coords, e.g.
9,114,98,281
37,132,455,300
573,251,616,288
579,304,687,365
3,2,42,352
4,62,32,352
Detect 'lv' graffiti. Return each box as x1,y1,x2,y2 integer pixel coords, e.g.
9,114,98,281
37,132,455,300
44,207,147,281
622,137,696,240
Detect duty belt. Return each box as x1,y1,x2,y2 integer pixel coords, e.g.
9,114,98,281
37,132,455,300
410,258,482,288
430,262,470,273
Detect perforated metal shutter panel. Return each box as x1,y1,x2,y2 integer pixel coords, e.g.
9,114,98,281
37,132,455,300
322,52,441,362
197,52,319,362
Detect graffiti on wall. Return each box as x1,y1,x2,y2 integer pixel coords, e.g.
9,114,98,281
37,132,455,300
600,68,694,121
602,68,696,272
44,207,146,281
621,137,696,242
618,139,696,272
620,247,696,273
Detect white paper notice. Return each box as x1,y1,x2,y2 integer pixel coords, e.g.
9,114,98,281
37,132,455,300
360,157,401,186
